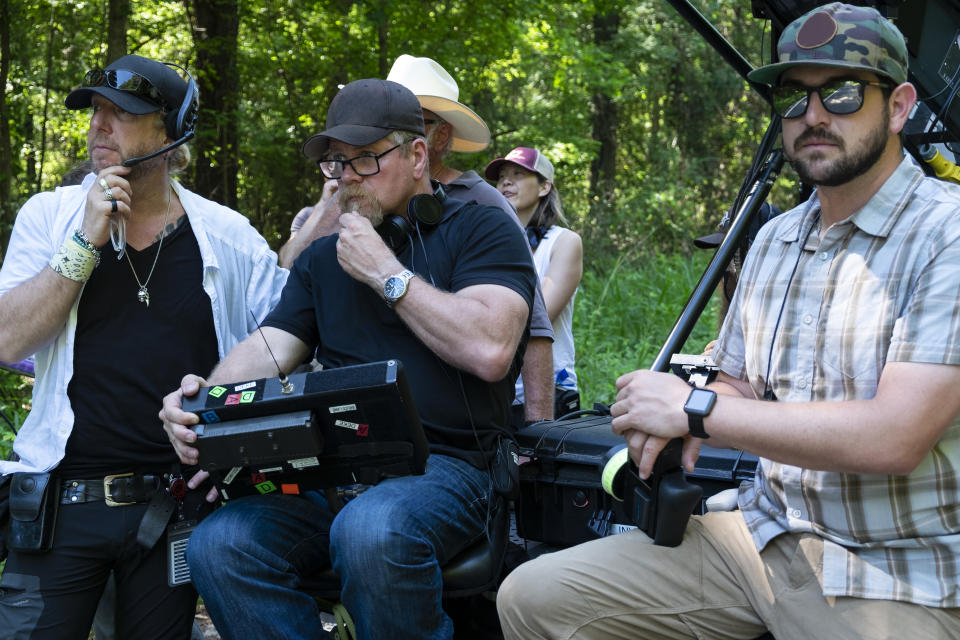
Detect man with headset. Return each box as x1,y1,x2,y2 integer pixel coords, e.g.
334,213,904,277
499,4,960,639
0,54,287,638
160,78,536,639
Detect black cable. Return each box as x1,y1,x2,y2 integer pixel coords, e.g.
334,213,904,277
760,211,820,401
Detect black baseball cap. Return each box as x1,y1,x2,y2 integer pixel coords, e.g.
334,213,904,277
65,54,187,115
302,79,425,161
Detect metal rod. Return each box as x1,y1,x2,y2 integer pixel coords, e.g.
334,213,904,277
651,147,784,374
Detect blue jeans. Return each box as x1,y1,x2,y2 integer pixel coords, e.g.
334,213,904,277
187,454,493,640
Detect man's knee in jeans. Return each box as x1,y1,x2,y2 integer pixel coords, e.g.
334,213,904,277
330,503,407,571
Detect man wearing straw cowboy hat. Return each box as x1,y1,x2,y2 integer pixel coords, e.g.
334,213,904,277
387,54,557,427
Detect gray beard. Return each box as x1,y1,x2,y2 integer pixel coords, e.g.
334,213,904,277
338,188,384,227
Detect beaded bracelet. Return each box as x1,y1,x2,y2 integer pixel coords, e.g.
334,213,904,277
49,237,98,282
72,229,101,265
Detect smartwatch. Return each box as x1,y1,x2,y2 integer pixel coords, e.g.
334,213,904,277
683,385,716,439
383,269,415,308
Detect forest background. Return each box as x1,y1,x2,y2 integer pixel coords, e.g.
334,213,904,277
0,0,803,452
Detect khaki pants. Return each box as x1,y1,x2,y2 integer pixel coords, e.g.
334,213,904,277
497,511,960,640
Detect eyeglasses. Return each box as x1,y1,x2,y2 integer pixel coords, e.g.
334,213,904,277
318,144,402,179
83,68,165,107
771,79,890,119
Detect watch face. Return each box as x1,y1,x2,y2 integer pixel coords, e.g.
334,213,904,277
384,277,405,299
685,388,716,414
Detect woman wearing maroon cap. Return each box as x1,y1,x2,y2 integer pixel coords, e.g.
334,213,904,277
485,147,583,417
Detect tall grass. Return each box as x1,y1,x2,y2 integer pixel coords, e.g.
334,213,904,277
573,249,720,409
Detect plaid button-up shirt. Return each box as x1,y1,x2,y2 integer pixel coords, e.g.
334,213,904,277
714,157,960,607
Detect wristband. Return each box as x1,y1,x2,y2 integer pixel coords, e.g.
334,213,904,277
72,229,101,260
49,237,98,282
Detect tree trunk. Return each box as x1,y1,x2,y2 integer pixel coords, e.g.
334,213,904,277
187,0,240,209
0,0,12,246
588,9,620,224
106,0,130,64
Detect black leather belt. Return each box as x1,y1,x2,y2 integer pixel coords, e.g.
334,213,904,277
61,473,165,506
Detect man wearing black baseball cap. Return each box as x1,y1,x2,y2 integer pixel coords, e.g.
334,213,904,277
0,54,288,638
161,78,537,639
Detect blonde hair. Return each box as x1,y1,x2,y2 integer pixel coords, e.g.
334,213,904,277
154,110,191,175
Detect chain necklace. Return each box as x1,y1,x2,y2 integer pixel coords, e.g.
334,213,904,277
124,183,173,307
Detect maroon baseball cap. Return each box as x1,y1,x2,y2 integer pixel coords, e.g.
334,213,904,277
302,79,426,161
484,146,555,182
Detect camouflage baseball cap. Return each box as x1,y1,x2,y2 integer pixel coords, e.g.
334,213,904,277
748,2,907,87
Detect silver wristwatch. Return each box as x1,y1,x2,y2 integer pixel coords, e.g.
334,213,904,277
383,269,415,308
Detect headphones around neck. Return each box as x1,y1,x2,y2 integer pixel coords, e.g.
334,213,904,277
377,180,447,253
163,62,199,141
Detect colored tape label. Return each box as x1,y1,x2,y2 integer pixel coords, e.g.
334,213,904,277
255,481,277,494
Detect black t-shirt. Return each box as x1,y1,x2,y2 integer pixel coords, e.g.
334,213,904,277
264,197,536,467
61,218,219,477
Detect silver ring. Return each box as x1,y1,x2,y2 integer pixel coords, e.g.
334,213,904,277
111,200,118,213
98,177,109,190
103,187,114,201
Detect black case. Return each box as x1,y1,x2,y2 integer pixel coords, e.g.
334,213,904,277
515,415,760,548
8,472,60,553
687,445,759,513
515,415,633,547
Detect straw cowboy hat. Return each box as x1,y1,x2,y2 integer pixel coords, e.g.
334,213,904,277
386,54,491,153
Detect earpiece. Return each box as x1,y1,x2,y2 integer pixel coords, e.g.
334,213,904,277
122,63,198,168
163,63,199,140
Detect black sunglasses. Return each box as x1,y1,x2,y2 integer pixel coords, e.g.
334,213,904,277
771,79,891,119
83,68,165,107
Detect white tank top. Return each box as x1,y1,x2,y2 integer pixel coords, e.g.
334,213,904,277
515,225,578,404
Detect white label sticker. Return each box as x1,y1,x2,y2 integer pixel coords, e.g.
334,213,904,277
223,467,241,484
234,381,257,391
290,457,320,469
608,523,638,536
257,466,283,474
335,419,359,430
329,404,357,414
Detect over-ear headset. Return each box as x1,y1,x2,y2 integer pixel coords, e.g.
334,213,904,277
164,62,199,141
122,63,199,168
377,181,447,253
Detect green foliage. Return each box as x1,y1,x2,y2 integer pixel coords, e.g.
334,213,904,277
0,370,31,461
1,0,782,255
1,0,780,424
575,248,720,408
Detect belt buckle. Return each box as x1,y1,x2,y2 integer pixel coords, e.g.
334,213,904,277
104,472,135,507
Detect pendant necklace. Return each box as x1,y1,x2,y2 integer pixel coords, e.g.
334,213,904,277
125,183,173,307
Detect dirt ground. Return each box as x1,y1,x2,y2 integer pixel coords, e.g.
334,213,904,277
194,603,337,638
194,605,220,639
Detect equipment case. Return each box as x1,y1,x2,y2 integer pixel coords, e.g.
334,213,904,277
514,414,759,548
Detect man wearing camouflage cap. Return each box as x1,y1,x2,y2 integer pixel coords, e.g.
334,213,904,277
498,4,960,638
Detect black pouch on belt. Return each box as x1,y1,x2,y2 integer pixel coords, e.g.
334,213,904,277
8,472,60,553
0,474,10,560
